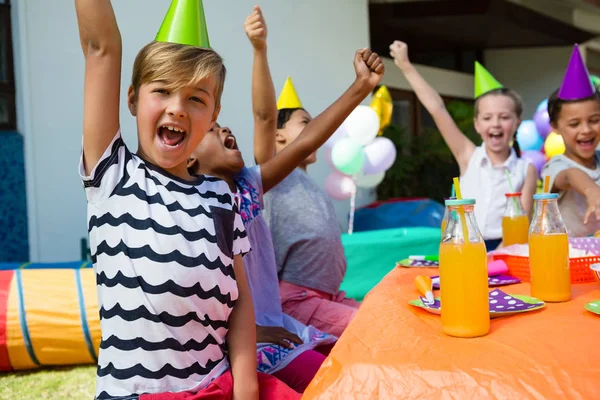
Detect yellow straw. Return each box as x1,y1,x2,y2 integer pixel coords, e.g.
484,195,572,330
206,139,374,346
541,176,550,232
453,178,470,244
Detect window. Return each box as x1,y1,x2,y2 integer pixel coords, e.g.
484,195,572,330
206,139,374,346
0,0,16,130
410,49,483,74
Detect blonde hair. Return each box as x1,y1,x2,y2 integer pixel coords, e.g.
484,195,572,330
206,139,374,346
131,41,226,109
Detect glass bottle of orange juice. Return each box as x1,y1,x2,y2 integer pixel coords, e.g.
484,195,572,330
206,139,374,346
529,193,570,302
502,192,529,246
440,199,489,338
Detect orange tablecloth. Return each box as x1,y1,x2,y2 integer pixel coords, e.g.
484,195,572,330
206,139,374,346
303,267,600,399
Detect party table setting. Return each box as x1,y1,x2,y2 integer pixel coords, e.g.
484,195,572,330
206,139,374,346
303,178,600,399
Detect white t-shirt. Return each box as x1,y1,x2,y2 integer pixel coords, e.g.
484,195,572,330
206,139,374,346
460,146,531,239
542,152,600,237
79,131,251,400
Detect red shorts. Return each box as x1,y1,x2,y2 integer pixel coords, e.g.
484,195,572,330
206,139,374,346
139,370,300,400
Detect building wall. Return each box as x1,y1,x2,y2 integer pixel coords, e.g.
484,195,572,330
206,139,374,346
12,0,371,262
484,46,574,118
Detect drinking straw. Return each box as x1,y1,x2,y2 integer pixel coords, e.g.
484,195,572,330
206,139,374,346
450,184,455,199
505,169,519,211
453,177,470,244
542,176,550,232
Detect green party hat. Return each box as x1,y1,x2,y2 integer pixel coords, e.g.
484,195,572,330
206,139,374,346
156,0,210,48
474,61,503,98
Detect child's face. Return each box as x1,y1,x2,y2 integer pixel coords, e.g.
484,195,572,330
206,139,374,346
129,76,220,173
190,123,245,179
554,99,600,162
276,109,316,165
474,94,520,155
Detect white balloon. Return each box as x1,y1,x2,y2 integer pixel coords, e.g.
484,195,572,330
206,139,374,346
355,171,385,188
363,137,397,174
325,122,349,149
345,105,380,146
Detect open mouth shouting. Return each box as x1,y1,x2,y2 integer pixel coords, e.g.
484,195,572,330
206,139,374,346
487,131,505,145
158,124,187,148
223,134,239,151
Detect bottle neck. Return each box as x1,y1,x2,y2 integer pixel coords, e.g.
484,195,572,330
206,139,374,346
531,198,566,235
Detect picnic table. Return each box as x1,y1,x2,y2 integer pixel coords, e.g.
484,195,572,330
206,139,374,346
304,266,600,399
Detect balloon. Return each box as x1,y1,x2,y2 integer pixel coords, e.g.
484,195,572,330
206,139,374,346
344,105,380,146
323,146,336,169
355,171,385,188
324,122,349,149
536,98,548,113
516,120,543,151
324,171,356,200
521,150,546,177
533,109,552,139
362,137,397,174
331,137,365,175
591,75,600,89
370,86,393,135
544,132,566,158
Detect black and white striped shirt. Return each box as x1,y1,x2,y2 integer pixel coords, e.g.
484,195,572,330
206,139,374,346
79,131,250,400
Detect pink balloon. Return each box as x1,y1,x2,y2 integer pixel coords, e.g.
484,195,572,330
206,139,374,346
324,171,356,201
362,137,397,175
521,150,546,177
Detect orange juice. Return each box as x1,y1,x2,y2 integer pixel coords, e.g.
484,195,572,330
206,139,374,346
502,215,529,246
441,219,448,234
439,241,489,337
529,233,570,302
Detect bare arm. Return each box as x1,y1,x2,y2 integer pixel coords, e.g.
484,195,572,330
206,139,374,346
228,255,259,400
521,164,538,216
75,0,122,175
244,6,278,164
389,41,474,173
261,49,385,193
553,168,600,224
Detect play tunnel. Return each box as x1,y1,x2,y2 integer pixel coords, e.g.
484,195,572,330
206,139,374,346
0,262,99,371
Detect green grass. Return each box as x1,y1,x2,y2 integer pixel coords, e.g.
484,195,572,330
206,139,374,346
0,365,96,399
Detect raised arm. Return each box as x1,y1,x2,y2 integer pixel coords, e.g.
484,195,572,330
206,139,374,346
260,49,385,193
244,6,278,165
389,40,475,173
75,0,122,175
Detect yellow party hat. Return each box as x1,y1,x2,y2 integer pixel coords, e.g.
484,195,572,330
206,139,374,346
277,77,303,110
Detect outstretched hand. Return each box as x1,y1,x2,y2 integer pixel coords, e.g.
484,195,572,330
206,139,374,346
244,5,267,51
353,48,385,89
584,185,600,224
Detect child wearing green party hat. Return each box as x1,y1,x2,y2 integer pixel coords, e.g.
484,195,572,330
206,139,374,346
543,44,600,237
73,1,293,399
389,40,538,250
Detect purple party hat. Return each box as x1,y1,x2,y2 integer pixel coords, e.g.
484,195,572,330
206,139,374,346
558,44,595,100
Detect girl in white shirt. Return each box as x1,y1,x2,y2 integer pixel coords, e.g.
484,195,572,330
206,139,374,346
390,40,538,250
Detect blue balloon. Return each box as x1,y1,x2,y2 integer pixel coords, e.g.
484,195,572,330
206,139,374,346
536,98,548,113
516,120,543,151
